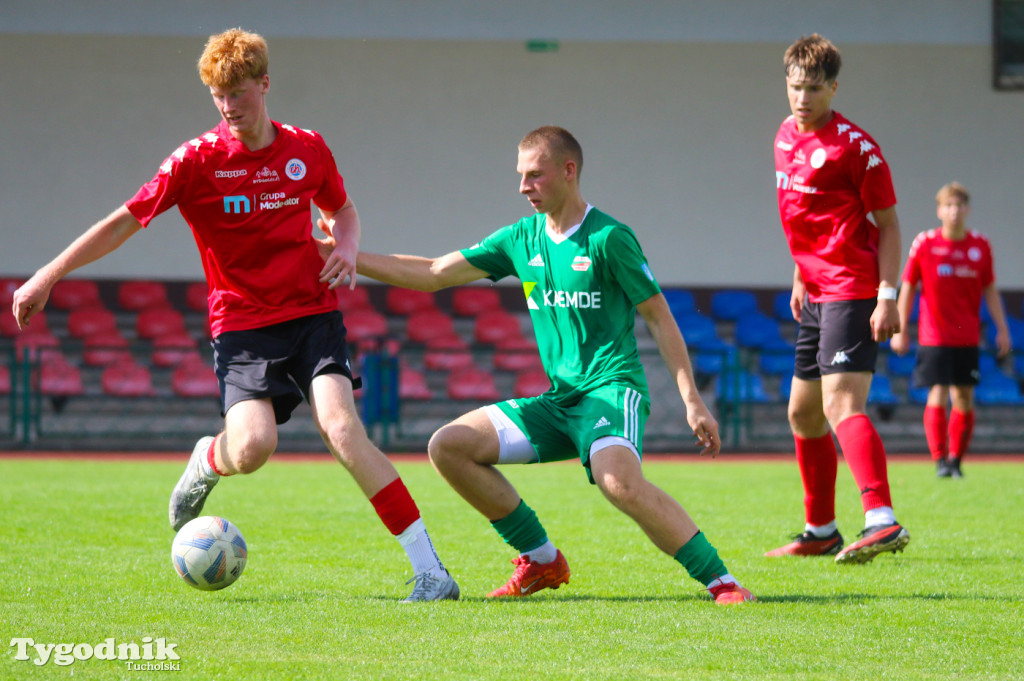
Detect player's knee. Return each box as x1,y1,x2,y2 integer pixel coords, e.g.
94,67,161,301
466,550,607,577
226,432,276,474
427,423,477,469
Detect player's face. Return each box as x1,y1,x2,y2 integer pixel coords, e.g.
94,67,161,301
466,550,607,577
786,68,837,133
517,145,570,214
937,197,969,231
209,75,269,140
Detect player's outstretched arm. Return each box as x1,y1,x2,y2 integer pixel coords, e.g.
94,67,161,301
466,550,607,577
12,205,142,329
638,292,721,457
355,250,489,293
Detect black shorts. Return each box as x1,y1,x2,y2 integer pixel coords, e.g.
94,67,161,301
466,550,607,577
912,345,980,388
794,298,878,380
213,311,361,425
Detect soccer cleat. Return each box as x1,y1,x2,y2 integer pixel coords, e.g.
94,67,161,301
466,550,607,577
764,529,844,557
708,581,755,605
936,458,952,478
403,570,460,602
487,549,570,597
948,458,963,479
169,436,219,531
834,522,910,564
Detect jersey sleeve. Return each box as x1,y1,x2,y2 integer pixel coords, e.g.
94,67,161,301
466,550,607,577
902,231,926,286
310,132,348,212
460,223,518,282
848,134,897,214
604,225,661,305
124,144,193,227
980,236,996,288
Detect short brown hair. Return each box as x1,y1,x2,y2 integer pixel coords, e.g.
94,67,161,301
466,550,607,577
936,181,970,205
519,126,583,176
784,34,842,82
198,28,268,89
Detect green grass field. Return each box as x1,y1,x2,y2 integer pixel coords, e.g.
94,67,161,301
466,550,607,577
2,455,1022,680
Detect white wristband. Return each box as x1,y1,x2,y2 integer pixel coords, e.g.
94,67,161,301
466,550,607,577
877,286,898,301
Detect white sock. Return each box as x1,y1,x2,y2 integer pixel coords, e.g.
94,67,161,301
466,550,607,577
865,506,896,528
707,574,738,591
804,521,837,537
522,540,557,565
396,518,445,576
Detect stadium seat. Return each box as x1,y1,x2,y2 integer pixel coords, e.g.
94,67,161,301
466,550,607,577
0,364,9,395
342,308,389,346
424,334,474,371
117,280,169,311
136,306,187,340
1,308,49,338
867,374,900,405
335,285,373,312
975,373,1024,406
67,305,118,339
513,368,550,397
452,287,502,317
38,353,84,398
907,386,930,404
151,332,200,368
82,329,132,367
446,365,501,402
406,309,457,345
14,331,61,362
716,371,772,403
398,365,433,401
710,289,760,322
171,357,219,398
185,281,209,313
49,279,102,310
101,360,155,397
692,350,726,377
734,314,790,350
385,287,436,316
0,278,23,302
772,290,795,323
474,310,523,346
885,351,916,378
662,289,697,317
674,312,723,349
759,349,796,376
493,335,542,372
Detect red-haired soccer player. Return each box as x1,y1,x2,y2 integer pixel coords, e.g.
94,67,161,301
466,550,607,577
11,29,457,601
890,182,1012,478
767,34,910,564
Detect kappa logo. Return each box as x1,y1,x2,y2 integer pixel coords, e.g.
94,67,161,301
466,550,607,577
593,416,611,430
831,351,851,366
528,254,545,267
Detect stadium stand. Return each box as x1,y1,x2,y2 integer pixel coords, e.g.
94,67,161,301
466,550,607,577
67,305,117,339
335,285,373,312
136,306,187,340
452,286,502,317
117,280,169,311
171,357,220,399
101,360,155,397
473,309,524,346
49,279,102,310
493,335,542,372
513,368,550,397
446,365,501,402
710,289,760,322
398,365,433,401
385,287,436,316
406,308,458,345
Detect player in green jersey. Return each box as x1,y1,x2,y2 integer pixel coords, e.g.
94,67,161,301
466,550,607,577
320,126,754,604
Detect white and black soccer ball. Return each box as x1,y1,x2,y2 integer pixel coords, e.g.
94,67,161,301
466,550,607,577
171,516,247,591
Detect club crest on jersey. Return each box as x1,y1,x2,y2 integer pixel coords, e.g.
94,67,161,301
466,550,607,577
285,158,307,181
571,256,592,272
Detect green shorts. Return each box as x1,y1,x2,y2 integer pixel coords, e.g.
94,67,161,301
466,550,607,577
492,382,650,483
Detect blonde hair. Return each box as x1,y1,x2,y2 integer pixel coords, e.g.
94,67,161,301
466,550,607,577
198,28,268,89
784,34,842,82
936,181,970,205
519,126,583,176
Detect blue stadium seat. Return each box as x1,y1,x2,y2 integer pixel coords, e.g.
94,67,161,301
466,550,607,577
759,349,795,376
716,371,772,404
975,373,1024,405
710,290,760,322
735,314,793,351
907,386,930,404
772,290,795,323
662,289,696,317
675,311,724,349
886,351,917,377
868,374,900,405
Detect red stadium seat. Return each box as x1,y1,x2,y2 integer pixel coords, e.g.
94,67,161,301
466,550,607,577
513,368,550,397
335,286,373,312
399,366,433,401
0,364,10,395
452,287,502,317
185,281,209,313
1,308,50,338
385,287,436,316
67,305,117,339
446,365,501,402
406,309,457,345
343,308,389,345
101,360,155,397
474,310,523,346
493,335,542,372
82,329,132,367
151,331,199,368
38,353,84,397
117,280,169,311
0,278,24,301
136,306,186,340
49,279,102,310
14,331,61,362
172,357,219,398
424,334,474,371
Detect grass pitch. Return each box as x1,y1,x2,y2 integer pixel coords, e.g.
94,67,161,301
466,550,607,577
1,455,1022,680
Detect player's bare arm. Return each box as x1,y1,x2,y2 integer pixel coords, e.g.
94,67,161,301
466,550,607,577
889,281,916,356
870,205,902,342
982,284,1013,357
355,250,489,292
12,205,142,329
637,293,721,457
790,265,806,323
316,198,360,290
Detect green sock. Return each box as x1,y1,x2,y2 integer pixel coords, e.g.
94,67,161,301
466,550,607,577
673,531,728,586
490,500,548,554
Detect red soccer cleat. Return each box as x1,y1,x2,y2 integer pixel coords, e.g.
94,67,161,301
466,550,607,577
708,580,756,605
487,550,570,597
835,522,910,564
764,529,844,557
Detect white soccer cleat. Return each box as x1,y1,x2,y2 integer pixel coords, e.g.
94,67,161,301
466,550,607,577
169,436,220,531
402,570,460,602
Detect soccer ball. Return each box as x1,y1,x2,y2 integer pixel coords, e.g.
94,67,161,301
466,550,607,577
171,516,247,591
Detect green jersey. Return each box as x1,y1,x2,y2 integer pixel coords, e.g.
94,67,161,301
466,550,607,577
461,206,660,405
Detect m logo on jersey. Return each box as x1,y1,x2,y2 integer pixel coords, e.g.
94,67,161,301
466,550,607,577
223,195,251,214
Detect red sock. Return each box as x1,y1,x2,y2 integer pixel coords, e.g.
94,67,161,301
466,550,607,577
206,434,228,476
794,433,838,526
835,414,892,512
948,409,975,460
922,405,948,462
369,478,421,536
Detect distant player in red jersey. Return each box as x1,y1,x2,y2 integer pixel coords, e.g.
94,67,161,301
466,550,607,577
11,29,457,601
766,34,910,564
890,182,1012,478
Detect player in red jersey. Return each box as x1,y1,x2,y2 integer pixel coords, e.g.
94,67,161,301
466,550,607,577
766,34,910,564
890,182,1012,478
11,29,457,601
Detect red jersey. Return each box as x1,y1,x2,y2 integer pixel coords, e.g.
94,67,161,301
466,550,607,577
775,111,897,302
125,121,348,336
902,229,995,347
